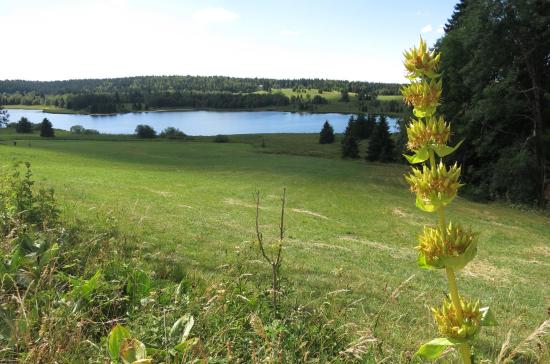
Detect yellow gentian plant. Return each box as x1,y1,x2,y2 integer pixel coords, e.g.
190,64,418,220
401,38,496,363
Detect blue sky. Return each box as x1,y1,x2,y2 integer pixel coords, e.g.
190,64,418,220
0,0,457,82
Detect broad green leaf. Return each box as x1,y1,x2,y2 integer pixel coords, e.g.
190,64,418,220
108,324,131,360
417,252,436,270
120,338,147,364
170,314,191,339
433,140,464,158
79,269,103,300
404,147,429,164
413,106,436,118
174,337,199,354
439,239,478,270
126,269,151,303
415,195,436,212
480,307,497,326
415,337,465,360
182,315,195,342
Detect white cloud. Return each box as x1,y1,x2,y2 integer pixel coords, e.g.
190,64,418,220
192,7,239,25
280,29,300,37
421,24,433,33
436,24,445,34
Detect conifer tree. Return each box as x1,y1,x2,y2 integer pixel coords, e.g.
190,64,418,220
319,120,335,144
365,113,377,138
40,118,55,137
366,115,394,162
341,119,360,158
341,135,359,159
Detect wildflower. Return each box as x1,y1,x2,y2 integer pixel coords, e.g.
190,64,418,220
401,80,442,118
417,222,477,270
405,162,462,212
403,37,440,79
406,116,451,151
432,298,482,341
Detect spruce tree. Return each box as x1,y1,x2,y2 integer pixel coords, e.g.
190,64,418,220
355,113,368,139
319,120,335,144
40,118,55,137
341,119,360,158
365,113,377,138
366,115,394,162
341,135,359,159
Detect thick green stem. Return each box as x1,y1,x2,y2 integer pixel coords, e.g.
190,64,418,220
439,202,470,363
445,267,463,322
459,344,472,364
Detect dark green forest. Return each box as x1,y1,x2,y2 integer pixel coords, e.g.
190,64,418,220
437,0,549,207
0,76,401,113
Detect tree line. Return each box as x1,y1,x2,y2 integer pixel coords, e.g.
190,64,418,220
319,114,396,162
0,76,401,95
436,0,549,207
0,76,404,113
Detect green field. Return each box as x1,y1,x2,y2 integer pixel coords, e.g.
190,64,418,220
0,133,548,361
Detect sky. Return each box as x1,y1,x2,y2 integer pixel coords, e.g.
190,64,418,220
0,0,458,83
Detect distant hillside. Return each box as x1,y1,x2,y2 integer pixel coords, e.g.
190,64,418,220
0,75,401,95
0,76,406,115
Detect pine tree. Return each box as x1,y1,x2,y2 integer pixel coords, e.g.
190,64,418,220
40,118,55,137
319,120,335,144
366,115,394,162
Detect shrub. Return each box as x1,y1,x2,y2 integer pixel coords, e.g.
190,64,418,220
0,161,58,233
70,125,100,135
135,124,156,138
40,118,55,137
213,134,229,143
160,126,186,139
15,117,32,133
319,121,335,144
70,125,85,134
312,95,328,104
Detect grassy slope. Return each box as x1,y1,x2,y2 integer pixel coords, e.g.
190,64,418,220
0,136,548,360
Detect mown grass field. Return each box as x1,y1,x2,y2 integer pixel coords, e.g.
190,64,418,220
0,134,548,361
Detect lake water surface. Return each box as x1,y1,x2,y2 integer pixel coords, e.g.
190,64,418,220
6,109,397,135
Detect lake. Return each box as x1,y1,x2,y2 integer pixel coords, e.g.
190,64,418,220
5,109,398,135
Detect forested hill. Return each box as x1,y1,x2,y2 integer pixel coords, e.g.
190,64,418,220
0,76,401,95
0,76,405,114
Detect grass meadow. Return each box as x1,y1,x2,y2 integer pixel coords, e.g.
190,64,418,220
0,132,548,361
